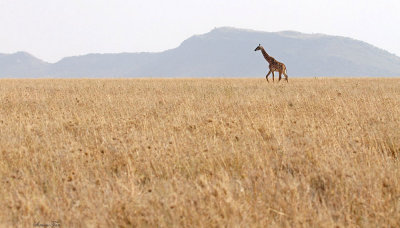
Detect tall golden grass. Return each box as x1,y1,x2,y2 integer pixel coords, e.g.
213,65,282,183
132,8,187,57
0,78,399,227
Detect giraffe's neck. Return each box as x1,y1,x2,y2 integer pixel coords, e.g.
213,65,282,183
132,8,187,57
260,47,273,63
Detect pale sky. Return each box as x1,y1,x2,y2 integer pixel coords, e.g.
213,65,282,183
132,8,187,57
0,0,399,63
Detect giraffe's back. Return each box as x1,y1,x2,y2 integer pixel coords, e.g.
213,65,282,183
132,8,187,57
269,61,286,72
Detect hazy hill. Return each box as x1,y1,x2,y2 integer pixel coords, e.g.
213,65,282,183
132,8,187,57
1,27,400,77
48,53,156,78
0,52,49,77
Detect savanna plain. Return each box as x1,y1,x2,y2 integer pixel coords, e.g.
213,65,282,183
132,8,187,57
0,78,399,227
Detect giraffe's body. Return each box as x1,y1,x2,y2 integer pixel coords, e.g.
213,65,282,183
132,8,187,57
254,44,288,82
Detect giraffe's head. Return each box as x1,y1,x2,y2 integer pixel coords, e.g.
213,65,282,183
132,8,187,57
254,44,262,51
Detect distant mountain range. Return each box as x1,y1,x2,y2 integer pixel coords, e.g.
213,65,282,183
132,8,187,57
1,27,400,77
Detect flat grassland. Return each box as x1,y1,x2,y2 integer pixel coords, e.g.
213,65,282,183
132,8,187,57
0,78,399,227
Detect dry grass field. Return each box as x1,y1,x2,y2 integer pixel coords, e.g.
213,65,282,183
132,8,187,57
0,78,399,227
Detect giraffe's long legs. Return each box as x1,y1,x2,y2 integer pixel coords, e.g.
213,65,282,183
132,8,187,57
283,72,288,83
278,71,282,82
272,71,275,82
265,70,272,82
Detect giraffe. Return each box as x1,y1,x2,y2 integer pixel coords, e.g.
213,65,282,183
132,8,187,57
254,44,288,82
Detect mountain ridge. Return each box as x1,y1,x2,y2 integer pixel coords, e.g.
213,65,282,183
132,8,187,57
1,27,400,77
